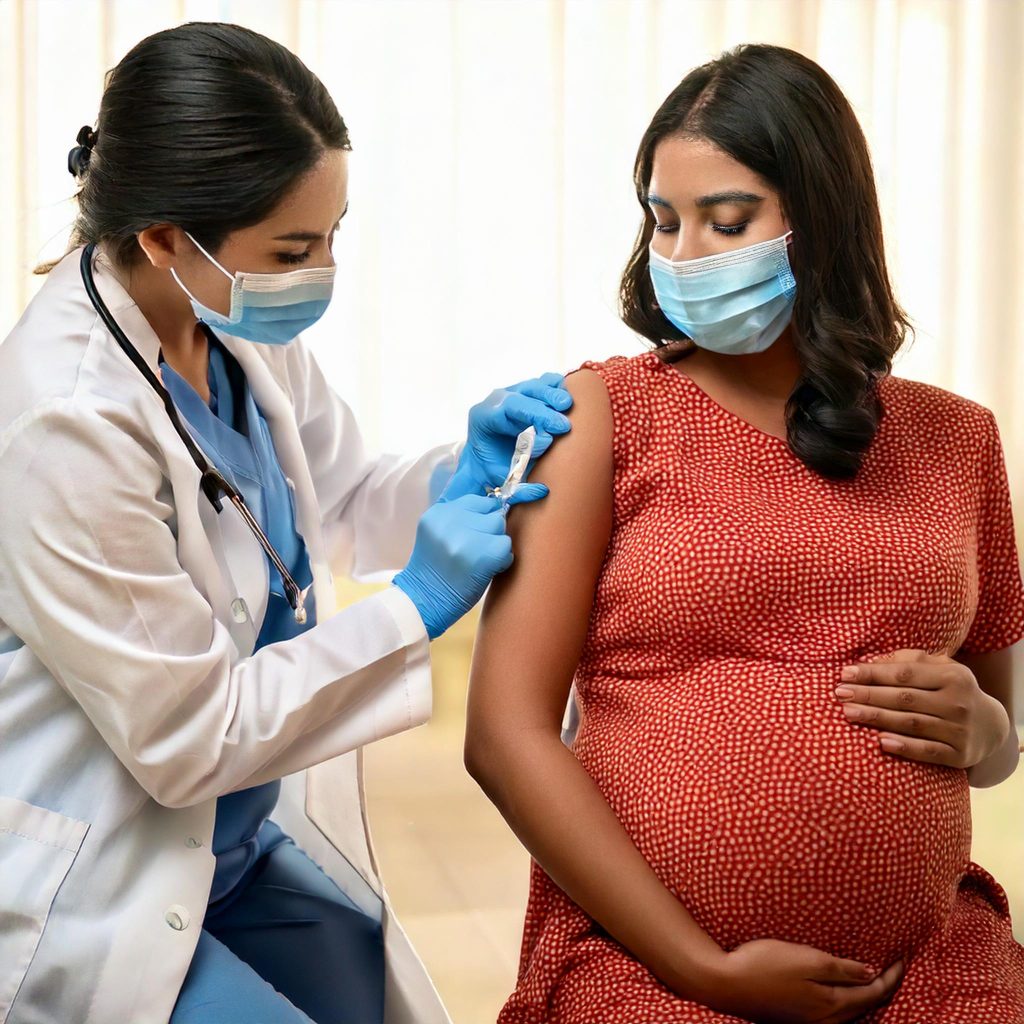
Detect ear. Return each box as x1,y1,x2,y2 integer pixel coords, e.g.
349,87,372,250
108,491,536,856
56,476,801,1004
779,203,793,238
136,224,189,270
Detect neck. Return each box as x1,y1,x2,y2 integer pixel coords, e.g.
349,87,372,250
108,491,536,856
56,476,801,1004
681,326,802,400
115,254,208,366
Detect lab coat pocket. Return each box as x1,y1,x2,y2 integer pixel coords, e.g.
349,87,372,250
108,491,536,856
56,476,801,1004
0,797,89,1022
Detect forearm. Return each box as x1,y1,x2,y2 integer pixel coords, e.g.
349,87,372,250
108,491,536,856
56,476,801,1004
324,443,458,581
467,729,724,1000
968,706,1019,788
429,444,462,501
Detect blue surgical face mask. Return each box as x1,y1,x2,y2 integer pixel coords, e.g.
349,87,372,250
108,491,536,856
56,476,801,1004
171,232,336,345
648,230,796,355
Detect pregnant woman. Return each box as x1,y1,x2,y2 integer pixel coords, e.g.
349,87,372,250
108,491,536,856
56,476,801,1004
466,44,1024,1024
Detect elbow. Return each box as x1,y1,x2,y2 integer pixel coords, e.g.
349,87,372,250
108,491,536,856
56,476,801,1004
463,731,493,791
132,756,222,810
464,719,557,801
149,782,213,810
464,722,511,800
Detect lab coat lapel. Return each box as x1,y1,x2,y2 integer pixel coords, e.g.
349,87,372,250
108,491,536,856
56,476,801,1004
216,338,379,918
216,335,337,618
83,253,328,624
89,248,163,375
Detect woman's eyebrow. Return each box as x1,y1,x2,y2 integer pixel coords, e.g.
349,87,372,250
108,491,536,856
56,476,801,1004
644,192,674,210
273,230,324,242
273,202,349,242
695,190,764,208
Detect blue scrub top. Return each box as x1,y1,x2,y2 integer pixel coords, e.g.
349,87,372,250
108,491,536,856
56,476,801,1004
161,332,317,906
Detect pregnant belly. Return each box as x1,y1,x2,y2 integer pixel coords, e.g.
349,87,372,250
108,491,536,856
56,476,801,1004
574,662,971,967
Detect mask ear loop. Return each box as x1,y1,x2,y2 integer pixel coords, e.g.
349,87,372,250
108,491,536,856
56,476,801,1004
170,232,239,322
169,267,204,307
185,231,235,281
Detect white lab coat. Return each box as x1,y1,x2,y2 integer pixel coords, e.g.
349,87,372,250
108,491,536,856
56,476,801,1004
0,247,458,1024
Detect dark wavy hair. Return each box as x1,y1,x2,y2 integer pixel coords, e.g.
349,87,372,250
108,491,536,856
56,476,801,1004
620,44,911,480
48,21,349,270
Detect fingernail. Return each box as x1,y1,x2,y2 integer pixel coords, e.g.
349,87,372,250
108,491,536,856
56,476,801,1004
880,737,904,753
840,666,858,681
835,686,855,700
861,965,878,980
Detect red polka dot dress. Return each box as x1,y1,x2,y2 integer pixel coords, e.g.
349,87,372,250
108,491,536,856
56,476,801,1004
499,351,1024,1024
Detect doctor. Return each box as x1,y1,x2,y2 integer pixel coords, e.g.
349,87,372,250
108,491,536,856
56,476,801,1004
0,21,572,1024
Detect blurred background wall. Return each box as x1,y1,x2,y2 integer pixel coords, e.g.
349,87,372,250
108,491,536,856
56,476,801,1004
2,1,1022,1021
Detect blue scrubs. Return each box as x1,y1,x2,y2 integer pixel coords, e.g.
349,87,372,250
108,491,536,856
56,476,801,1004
165,333,385,1024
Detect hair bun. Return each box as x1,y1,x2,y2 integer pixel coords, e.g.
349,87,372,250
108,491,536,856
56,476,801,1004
67,124,97,179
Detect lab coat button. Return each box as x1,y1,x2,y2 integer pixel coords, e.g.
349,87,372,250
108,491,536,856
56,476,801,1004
285,477,296,490
184,836,202,848
165,905,190,930
230,598,249,624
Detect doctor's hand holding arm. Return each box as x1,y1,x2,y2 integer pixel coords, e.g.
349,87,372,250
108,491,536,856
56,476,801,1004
442,373,573,500
394,375,572,639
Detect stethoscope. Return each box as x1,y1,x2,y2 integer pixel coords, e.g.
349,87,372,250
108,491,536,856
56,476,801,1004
80,244,308,625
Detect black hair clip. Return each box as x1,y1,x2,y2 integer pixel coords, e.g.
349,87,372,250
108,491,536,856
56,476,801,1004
67,124,98,179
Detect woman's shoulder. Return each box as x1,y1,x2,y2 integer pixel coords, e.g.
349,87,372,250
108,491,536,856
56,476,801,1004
0,249,161,427
880,374,998,440
569,347,672,416
523,361,615,492
1,253,95,415
574,346,664,383
562,348,679,473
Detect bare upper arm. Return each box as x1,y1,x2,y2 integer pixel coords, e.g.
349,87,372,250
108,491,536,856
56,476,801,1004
466,369,614,749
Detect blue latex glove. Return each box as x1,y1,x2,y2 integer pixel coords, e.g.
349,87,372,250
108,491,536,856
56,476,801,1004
440,372,573,501
393,488,547,640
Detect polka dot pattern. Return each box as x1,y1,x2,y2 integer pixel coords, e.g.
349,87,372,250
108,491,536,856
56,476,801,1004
499,351,1024,1023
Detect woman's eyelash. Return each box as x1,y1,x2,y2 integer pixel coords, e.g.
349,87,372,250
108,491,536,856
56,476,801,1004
652,222,751,236
277,251,312,265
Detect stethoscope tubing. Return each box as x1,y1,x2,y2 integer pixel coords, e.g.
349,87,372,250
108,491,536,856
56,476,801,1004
80,244,307,625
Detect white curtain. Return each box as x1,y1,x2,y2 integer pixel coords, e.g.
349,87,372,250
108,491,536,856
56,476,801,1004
2,0,1021,508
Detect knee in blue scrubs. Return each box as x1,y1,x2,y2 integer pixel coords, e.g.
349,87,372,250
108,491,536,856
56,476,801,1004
205,836,385,1024
172,836,385,1024
172,929,315,1024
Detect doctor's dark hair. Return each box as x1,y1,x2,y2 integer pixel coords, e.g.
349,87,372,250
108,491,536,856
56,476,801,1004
620,44,911,480
57,22,349,268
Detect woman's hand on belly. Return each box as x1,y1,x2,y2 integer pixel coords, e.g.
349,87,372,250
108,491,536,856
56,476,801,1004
696,939,903,1024
835,648,1010,770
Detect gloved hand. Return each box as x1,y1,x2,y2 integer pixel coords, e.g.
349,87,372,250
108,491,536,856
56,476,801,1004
392,489,547,640
440,372,573,501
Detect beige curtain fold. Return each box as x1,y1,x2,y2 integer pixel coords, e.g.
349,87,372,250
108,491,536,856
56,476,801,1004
1,0,1020,514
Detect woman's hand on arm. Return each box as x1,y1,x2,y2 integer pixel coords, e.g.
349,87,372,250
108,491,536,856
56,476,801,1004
834,646,1018,786
958,646,1021,787
464,369,898,1022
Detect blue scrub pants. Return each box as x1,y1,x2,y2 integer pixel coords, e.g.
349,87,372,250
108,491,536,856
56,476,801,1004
170,832,385,1024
